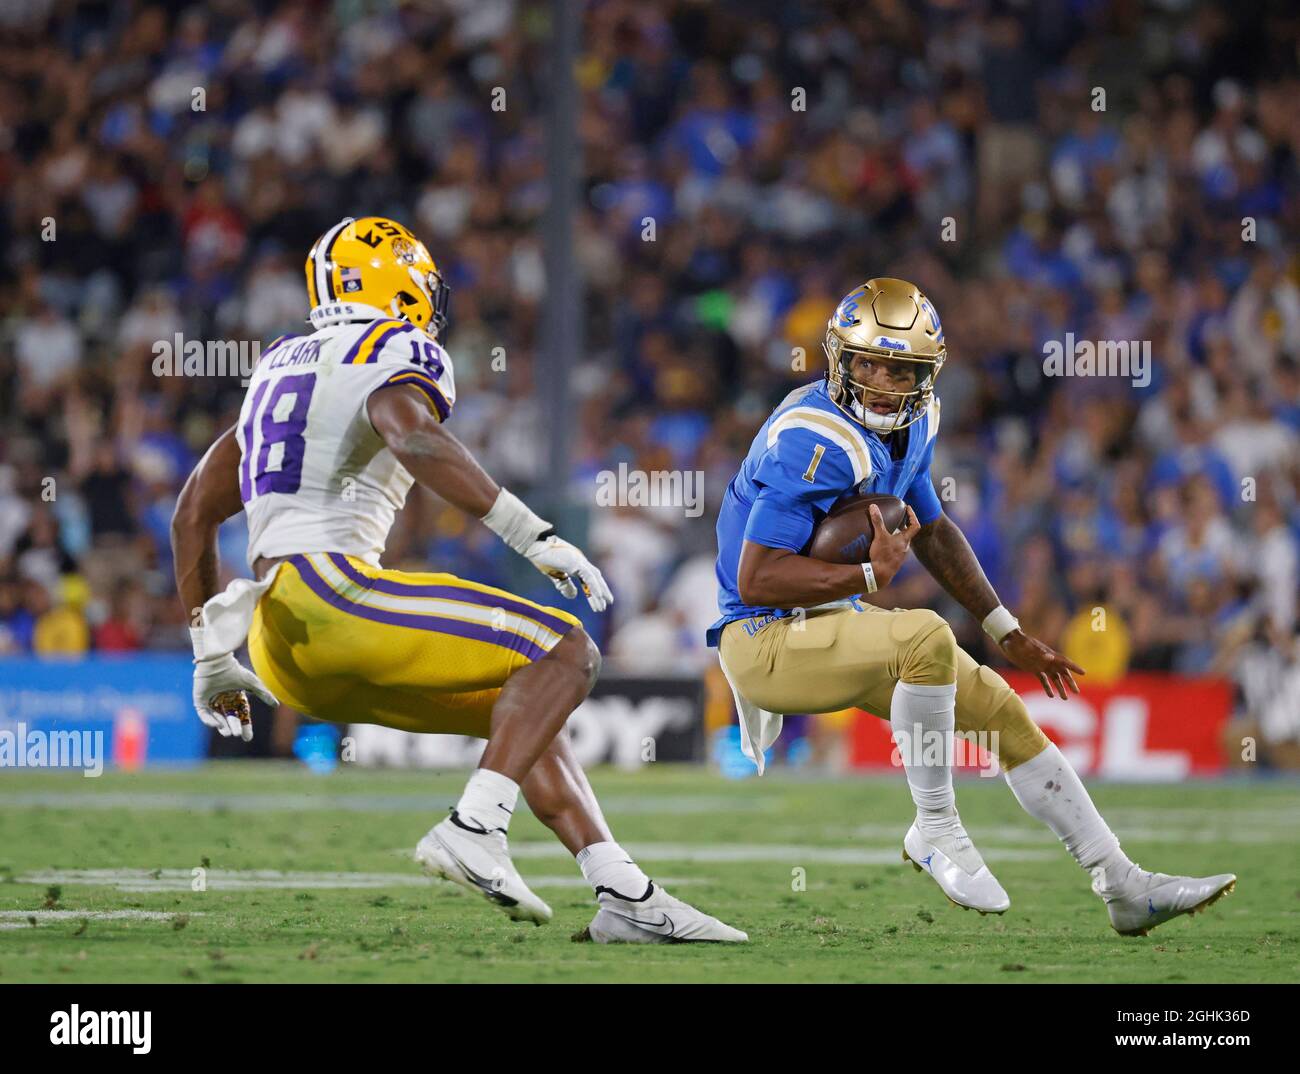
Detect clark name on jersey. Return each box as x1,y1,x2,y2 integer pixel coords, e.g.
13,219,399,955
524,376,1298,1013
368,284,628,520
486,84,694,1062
238,310,455,569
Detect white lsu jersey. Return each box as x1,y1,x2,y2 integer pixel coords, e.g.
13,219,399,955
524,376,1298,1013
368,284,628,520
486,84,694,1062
236,315,456,568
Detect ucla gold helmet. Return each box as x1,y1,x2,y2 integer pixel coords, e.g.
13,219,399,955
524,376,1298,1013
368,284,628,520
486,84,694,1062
823,277,945,433
305,216,450,337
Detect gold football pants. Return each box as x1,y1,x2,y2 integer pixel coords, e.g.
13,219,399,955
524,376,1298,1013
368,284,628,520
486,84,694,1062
719,604,1049,769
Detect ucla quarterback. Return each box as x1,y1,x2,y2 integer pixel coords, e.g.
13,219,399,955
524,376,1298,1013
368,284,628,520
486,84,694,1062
172,216,744,943
709,277,1235,934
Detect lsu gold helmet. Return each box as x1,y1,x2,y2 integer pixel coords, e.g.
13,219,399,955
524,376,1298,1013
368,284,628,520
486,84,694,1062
305,216,450,337
823,277,945,433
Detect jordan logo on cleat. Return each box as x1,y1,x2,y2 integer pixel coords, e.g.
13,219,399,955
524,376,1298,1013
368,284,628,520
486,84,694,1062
919,853,935,873
1147,897,1158,917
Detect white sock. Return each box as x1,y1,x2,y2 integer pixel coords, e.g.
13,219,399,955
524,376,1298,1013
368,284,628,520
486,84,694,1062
453,768,519,835
577,841,652,900
891,681,958,836
1003,743,1134,890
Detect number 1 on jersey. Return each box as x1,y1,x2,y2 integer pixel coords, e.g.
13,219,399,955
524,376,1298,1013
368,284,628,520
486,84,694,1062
802,443,826,483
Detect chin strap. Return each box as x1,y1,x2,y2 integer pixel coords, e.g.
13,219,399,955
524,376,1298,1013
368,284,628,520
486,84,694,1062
848,394,911,433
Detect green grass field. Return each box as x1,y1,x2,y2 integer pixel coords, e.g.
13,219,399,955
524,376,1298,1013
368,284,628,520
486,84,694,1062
0,763,1296,983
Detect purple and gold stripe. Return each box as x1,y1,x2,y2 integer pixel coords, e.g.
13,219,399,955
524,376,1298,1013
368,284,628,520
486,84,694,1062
324,554,570,637
264,333,301,354
379,369,452,422
287,555,568,662
341,319,412,365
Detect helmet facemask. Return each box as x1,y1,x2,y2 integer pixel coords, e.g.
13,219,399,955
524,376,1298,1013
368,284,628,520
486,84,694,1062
391,237,451,339
823,332,943,434
425,266,450,338
395,264,451,339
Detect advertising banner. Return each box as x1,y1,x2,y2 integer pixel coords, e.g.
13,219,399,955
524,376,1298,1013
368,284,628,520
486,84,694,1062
848,673,1233,779
0,656,207,772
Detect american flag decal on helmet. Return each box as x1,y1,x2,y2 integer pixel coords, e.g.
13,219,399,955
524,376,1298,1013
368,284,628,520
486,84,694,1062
341,266,362,292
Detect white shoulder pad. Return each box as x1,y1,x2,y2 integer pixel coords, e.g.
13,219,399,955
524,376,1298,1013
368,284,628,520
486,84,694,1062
766,405,872,485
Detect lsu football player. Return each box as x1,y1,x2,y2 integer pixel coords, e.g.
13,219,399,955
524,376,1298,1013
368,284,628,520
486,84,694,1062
709,278,1236,934
172,216,745,943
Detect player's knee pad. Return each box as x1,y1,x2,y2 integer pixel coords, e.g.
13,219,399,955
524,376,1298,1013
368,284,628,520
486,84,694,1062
955,662,1050,770
892,609,958,686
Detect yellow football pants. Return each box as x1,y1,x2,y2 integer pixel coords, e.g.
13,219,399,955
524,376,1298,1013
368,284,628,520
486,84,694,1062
247,553,582,737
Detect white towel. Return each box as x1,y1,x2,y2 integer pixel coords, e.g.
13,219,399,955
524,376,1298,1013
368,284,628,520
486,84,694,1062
193,565,284,660
716,646,783,776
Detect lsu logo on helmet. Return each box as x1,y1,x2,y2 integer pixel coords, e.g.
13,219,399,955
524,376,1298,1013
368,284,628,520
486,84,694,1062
823,277,946,433
305,216,450,338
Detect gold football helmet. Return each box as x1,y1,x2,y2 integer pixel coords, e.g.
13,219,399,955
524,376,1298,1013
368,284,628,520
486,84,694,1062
823,277,945,433
305,216,449,337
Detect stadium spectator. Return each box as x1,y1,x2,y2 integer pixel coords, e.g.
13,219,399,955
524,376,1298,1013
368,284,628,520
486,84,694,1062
0,0,1295,760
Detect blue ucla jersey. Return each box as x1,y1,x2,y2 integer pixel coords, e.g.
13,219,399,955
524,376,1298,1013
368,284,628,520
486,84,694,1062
706,379,943,646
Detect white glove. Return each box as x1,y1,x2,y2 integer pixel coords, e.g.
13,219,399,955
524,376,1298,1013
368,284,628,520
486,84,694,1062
190,628,277,742
523,534,614,612
482,488,614,612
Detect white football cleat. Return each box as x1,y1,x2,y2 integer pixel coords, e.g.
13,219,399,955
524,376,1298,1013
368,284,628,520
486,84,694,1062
902,821,1010,914
584,881,748,944
1101,866,1236,937
414,812,552,925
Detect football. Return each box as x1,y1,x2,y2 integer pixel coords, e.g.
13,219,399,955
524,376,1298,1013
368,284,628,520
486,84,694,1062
807,493,907,564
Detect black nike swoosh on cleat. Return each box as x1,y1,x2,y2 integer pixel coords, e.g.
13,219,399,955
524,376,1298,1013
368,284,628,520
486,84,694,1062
642,910,676,930
466,873,519,907
449,854,519,908
617,911,674,937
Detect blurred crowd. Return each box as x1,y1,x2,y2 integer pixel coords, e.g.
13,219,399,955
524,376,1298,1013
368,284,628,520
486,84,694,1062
1,1,1297,751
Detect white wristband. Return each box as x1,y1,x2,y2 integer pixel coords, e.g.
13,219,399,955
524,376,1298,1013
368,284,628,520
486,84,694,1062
481,487,552,554
861,562,878,594
982,605,1020,643
189,626,208,662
